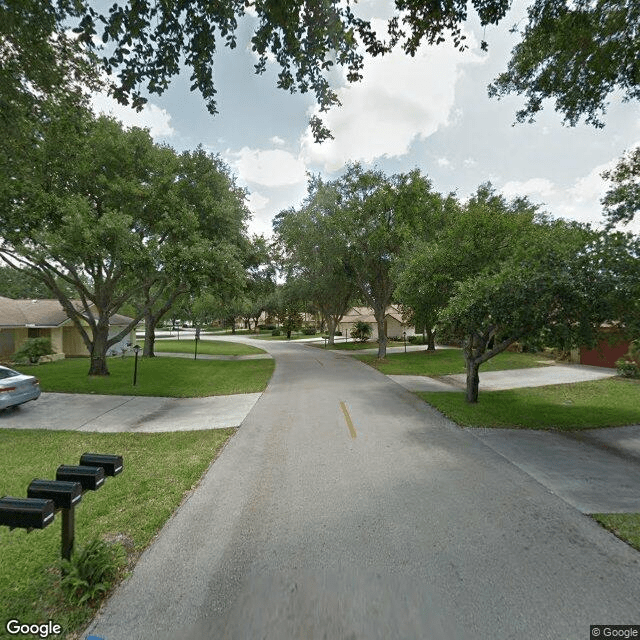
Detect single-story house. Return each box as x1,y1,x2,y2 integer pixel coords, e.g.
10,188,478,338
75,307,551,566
338,305,416,341
0,296,136,360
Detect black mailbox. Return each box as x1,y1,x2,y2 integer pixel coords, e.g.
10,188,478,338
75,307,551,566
56,465,105,491
28,480,82,510
79,453,123,477
0,497,55,530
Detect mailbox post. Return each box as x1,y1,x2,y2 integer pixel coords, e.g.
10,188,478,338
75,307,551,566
28,480,83,560
1,453,124,562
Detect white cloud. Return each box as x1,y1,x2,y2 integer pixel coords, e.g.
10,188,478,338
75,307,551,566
567,160,617,204
247,191,269,213
501,178,556,200
437,157,452,168
300,33,485,171
270,136,286,146
463,157,477,167
498,157,633,229
90,92,175,138
227,147,307,187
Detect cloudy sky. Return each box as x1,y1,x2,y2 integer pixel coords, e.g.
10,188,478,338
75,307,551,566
90,0,640,237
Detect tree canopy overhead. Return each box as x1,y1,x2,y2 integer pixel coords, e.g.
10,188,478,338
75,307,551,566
488,0,640,128
5,1,637,142
19,0,513,142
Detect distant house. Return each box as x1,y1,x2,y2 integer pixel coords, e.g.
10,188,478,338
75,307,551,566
0,297,136,360
338,305,415,341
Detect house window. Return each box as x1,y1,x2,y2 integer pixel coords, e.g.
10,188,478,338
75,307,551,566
28,328,43,338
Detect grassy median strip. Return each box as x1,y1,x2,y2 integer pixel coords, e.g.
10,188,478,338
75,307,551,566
591,514,640,552
0,428,235,639
151,339,266,356
30,357,274,397
357,348,554,375
418,378,640,430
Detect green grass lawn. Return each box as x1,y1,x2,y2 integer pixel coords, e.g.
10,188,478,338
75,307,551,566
0,428,234,639
313,341,377,350
252,332,317,341
30,356,274,396
151,339,266,356
357,348,554,376
219,328,272,336
591,514,640,552
418,378,640,430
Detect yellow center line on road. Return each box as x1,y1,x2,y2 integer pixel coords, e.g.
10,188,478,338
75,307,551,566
340,401,357,439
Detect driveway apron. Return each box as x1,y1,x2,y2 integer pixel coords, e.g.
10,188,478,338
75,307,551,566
87,340,640,640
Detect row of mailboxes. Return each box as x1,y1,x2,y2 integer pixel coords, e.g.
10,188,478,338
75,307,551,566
0,454,123,557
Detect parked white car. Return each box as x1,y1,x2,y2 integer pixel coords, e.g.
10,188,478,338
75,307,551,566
0,365,41,410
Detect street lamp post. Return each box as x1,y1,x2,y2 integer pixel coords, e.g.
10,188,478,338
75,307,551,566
133,345,140,386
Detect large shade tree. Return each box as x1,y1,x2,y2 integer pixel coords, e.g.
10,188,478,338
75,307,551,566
395,184,540,352
326,164,443,358
136,147,249,357
0,114,246,375
274,179,357,345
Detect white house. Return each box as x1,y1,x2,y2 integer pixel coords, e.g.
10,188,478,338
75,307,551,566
338,305,416,341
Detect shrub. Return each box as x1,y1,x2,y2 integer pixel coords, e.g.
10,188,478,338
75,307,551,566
350,321,372,343
302,326,316,335
616,359,640,378
13,337,54,364
271,329,281,336
616,340,640,378
334,331,342,336
60,538,126,605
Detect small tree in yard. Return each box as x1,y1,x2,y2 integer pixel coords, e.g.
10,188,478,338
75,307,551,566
280,310,303,340
439,222,619,403
350,321,372,343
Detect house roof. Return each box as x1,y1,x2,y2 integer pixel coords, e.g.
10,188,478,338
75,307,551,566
340,305,406,325
0,297,134,328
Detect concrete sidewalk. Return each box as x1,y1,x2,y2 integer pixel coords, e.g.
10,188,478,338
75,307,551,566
0,391,261,432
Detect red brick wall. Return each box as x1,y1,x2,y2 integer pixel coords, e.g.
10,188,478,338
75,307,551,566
580,338,630,369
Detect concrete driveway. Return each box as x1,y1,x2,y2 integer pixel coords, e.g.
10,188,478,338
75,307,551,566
390,363,617,392
0,391,261,432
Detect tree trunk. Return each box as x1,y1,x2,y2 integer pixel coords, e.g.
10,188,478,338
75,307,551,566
465,358,480,403
88,321,110,376
375,309,387,359
326,317,337,345
426,327,436,351
144,310,156,357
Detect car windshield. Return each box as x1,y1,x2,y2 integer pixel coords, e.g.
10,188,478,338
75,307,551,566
0,368,19,379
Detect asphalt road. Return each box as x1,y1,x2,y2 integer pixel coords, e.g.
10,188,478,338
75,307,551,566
87,339,640,640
